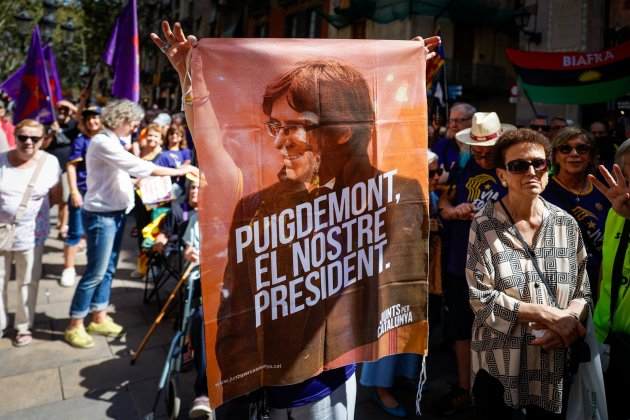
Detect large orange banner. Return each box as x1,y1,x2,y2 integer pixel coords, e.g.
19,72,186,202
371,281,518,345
190,38,429,407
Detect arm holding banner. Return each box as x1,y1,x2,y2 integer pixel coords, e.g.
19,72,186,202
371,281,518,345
150,22,242,204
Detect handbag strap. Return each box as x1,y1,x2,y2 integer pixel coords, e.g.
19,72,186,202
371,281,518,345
499,199,558,306
609,219,630,327
13,152,47,223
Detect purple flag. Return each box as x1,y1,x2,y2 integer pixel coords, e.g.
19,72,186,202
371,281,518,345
102,0,140,102
0,65,26,100
43,45,63,105
0,45,62,104
11,26,55,124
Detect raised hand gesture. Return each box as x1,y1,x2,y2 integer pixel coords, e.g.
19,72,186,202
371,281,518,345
411,36,441,61
150,21,198,81
589,164,630,219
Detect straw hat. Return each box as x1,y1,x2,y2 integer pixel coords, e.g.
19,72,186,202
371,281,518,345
455,112,516,147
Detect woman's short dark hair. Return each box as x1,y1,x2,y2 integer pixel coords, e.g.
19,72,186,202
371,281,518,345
493,128,551,169
550,127,596,168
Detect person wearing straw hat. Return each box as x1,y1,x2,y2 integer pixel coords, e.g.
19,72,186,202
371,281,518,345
435,111,515,415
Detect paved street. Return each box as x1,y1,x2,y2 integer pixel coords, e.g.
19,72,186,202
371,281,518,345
0,212,472,420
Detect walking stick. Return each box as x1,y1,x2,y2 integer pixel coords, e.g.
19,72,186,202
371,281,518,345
130,262,195,365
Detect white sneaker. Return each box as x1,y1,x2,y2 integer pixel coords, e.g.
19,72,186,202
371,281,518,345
60,268,76,287
189,396,213,418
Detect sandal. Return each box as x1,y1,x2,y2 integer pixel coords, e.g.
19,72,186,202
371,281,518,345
13,331,33,347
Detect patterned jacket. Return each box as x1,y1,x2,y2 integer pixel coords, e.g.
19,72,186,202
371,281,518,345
466,198,591,414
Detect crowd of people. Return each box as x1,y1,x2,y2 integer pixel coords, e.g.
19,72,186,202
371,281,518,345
0,24,629,420
428,102,629,419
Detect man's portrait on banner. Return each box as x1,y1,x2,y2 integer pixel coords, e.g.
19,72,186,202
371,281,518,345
210,57,428,400
187,38,430,406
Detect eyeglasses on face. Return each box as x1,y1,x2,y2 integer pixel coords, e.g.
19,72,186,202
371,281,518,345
429,167,443,178
530,124,549,132
16,134,43,143
264,120,320,138
556,144,591,155
447,117,472,124
505,158,550,174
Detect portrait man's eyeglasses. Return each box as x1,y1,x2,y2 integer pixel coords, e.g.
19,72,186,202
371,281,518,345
264,120,320,138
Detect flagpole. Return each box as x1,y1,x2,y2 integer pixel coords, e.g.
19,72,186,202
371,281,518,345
43,43,57,123
79,61,102,110
521,84,539,118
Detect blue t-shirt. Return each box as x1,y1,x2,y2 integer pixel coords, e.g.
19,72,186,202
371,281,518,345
267,365,356,409
152,150,178,169
444,159,506,276
67,133,91,194
541,177,610,284
163,149,192,168
431,136,459,171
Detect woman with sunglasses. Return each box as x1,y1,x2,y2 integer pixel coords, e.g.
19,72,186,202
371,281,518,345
541,128,609,300
0,119,62,346
467,128,591,419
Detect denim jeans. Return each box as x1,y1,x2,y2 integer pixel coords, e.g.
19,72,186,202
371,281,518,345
69,210,126,319
65,197,85,247
268,373,356,420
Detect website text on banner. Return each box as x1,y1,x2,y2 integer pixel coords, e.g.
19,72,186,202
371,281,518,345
190,38,430,407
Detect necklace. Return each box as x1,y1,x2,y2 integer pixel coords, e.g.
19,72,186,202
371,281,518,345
553,176,590,203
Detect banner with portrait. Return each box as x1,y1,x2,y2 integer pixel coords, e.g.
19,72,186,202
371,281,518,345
190,38,429,407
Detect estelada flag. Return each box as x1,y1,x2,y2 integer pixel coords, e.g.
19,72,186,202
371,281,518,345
506,42,630,104
190,39,430,407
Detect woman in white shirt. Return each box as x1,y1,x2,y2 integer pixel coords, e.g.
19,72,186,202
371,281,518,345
65,100,197,349
0,119,61,347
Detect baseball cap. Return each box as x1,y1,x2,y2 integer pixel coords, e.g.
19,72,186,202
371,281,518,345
82,105,101,116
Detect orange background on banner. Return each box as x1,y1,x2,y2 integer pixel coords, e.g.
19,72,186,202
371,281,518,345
190,38,428,407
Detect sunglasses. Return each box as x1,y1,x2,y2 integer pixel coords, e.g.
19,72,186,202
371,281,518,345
16,134,43,143
505,158,550,174
429,167,443,178
530,124,549,132
556,144,591,155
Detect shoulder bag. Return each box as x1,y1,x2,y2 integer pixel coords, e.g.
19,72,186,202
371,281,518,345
0,152,48,251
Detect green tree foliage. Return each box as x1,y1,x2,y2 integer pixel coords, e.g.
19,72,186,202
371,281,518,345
0,1,40,80
0,0,121,97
